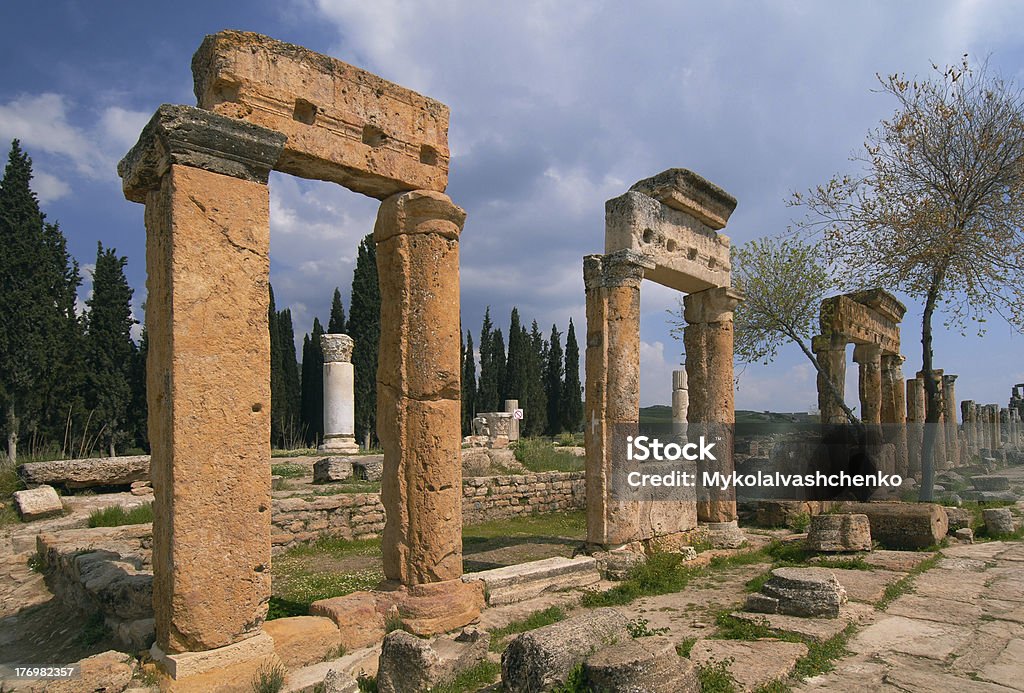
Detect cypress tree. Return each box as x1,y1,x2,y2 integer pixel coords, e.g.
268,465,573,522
128,325,148,451
328,287,347,334
562,318,584,433
477,308,498,412
278,308,302,447
489,328,506,412
462,330,477,435
300,317,326,446
0,141,81,461
268,285,284,447
545,324,564,435
522,321,547,436
84,242,136,456
349,234,380,448
503,308,525,402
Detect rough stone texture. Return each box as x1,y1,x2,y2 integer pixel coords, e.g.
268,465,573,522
152,630,278,682
310,591,389,650
972,475,1010,491
323,669,361,693
18,455,150,489
943,506,973,532
118,104,285,203
853,343,883,425
375,189,465,587
806,513,872,552
137,162,275,653
462,556,601,605
193,30,449,198
983,508,1016,536
44,650,136,693
629,168,738,230
955,527,974,543
313,456,353,484
501,608,631,693
352,456,384,482
745,566,848,618
394,578,486,636
943,374,962,467
263,616,342,668
13,486,63,521
685,286,743,523
881,354,909,477
377,627,489,693
689,639,809,692
584,635,700,693
837,502,948,550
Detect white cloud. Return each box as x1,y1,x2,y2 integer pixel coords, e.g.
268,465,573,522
0,93,99,175
32,171,71,203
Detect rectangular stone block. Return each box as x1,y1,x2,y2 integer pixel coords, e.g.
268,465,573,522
605,191,730,292
193,30,450,198
146,164,272,653
820,295,900,355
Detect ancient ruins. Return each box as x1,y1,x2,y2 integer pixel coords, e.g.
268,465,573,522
115,30,479,686
584,169,743,549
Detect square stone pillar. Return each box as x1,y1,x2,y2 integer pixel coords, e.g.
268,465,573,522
813,336,848,425
942,374,961,467
583,251,658,546
880,355,908,478
906,377,924,479
684,286,743,524
118,105,285,676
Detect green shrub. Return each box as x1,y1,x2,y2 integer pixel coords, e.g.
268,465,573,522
489,606,566,651
512,438,584,473
251,662,286,693
88,502,153,528
271,463,307,479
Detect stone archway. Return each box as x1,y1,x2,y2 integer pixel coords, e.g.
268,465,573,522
583,169,743,551
118,31,480,686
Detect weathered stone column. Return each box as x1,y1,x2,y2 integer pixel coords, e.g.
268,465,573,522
584,251,654,546
320,334,358,453
671,368,689,441
880,354,908,478
999,407,1010,449
813,337,848,425
979,405,993,452
918,370,948,470
942,374,961,466
991,405,1003,451
118,105,285,679
961,400,977,456
906,377,925,479
684,286,743,524
504,399,520,441
852,344,883,425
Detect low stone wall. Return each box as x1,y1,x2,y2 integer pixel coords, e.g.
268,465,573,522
271,471,586,551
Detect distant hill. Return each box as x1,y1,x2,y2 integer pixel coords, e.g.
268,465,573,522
638,406,817,426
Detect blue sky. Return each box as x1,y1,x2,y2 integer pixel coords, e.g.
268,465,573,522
1,1,1022,413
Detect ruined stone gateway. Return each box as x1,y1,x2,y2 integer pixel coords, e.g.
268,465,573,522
117,30,480,687
584,169,744,549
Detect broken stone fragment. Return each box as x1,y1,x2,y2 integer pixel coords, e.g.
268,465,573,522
745,567,848,618
13,485,63,521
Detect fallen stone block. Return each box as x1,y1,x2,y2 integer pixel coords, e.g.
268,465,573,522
689,638,808,692
313,456,353,484
311,591,389,650
745,567,848,618
943,507,973,532
323,668,360,692
806,513,871,552
45,650,136,693
377,627,489,693
583,635,700,693
501,608,631,692
954,527,974,543
983,508,1016,536
13,485,63,520
264,615,342,668
352,456,384,482
972,475,1010,491
19,455,149,489
837,502,947,549
463,556,601,605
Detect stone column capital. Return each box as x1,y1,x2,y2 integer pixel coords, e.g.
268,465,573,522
373,189,465,243
321,334,354,363
852,342,883,364
811,334,847,354
683,286,744,324
582,251,654,291
118,104,287,203
942,373,958,385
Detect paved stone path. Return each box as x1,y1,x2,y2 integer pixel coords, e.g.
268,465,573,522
798,540,1024,692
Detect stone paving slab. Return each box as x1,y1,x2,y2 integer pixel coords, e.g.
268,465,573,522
977,638,1024,691
690,638,808,692
860,550,936,571
848,614,973,660
829,568,903,603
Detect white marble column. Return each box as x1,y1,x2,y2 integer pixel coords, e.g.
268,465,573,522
320,334,359,453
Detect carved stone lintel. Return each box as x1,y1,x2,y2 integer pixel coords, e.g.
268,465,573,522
321,334,355,363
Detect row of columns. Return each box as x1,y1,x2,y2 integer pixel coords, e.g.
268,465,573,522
962,401,1023,453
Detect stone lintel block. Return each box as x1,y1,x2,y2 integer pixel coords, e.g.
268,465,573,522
321,333,354,363
606,191,731,292
193,30,450,199
683,286,744,324
819,294,900,355
629,168,738,230
118,104,286,203
846,288,907,322
151,630,276,680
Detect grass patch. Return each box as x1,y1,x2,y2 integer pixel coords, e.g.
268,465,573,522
512,437,584,473
813,556,872,571
301,480,381,497
550,663,588,693
697,659,737,693
676,637,698,658
356,673,378,692
251,662,286,693
271,463,307,479
463,510,585,553
581,552,697,607
488,606,567,651
876,553,941,610
792,623,855,678
269,535,384,619
87,502,153,528
431,660,501,693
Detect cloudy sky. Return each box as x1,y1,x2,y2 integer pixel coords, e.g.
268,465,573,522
2,1,1022,413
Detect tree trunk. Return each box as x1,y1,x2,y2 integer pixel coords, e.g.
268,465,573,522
5,405,17,465
795,337,862,429
918,280,943,502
